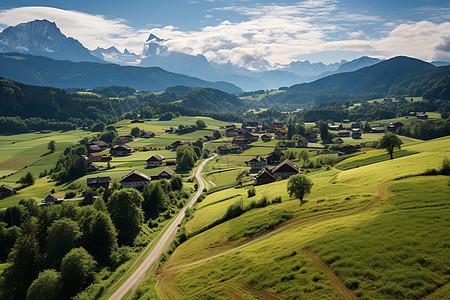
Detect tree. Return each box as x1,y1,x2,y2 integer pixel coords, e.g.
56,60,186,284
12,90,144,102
0,223,21,262
130,127,141,137
176,146,197,171
99,130,118,143
60,247,97,298
81,188,96,206
142,182,168,220
26,269,62,300
107,189,144,245
45,218,82,268
192,139,203,151
196,119,206,129
379,133,403,159
48,140,56,153
287,174,313,205
170,174,183,191
298,150,310,166
17,171,35,186
91,122,105,132
213,130,222,139
85,211,117,264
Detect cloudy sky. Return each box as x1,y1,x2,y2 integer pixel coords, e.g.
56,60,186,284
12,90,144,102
0,0,449,68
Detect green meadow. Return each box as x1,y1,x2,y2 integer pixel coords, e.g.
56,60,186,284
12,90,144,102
154,136,450,299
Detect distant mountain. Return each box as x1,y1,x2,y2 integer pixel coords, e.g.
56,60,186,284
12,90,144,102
278,60,346,77
431,61,450,67
0,19,102,63
90,46,140,65
0,53,243,93
335,56,382,73
265,56,437,105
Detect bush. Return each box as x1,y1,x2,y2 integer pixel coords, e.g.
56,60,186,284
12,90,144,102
247,187,256,198
272,196,282,204
65,191,76,199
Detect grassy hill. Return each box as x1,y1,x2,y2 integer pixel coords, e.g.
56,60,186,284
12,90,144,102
151,136,450,299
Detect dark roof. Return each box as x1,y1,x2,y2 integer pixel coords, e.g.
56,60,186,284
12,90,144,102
269,150,284,157
86,144,101,151
255,168,275,180
147,154,165,162
248,155,266,163
217,145,230,151
271,159,300,174
298,138,309,144
159,167,175,176
120,170,151,183
0,184,14,191
88,163,100,170
112,145,132,151
87,176,111,185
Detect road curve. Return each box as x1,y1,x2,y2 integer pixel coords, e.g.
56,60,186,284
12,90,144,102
109,155,217,300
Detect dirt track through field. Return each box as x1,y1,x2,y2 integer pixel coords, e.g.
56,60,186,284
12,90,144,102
156,182,392,299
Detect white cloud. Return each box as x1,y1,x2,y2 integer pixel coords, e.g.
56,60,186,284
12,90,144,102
0,6,148,53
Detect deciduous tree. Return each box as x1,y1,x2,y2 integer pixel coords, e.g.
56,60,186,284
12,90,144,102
287,174,313,205
379,133,402,159
26,269,62,300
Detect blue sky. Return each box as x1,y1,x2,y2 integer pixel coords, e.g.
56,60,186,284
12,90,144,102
0,0,449,67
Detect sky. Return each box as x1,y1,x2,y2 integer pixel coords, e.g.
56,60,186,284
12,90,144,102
0,0,449,68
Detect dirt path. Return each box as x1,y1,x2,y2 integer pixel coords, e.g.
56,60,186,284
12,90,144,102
156,182,392,299
299,248,357,300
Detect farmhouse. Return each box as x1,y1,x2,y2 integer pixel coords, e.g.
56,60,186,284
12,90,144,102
86,144,101,153
141,132,155,138
87,176,111,190
110,145,132,156
271,159,300,179
338,145,360,156
297,138,309,148
275,129,287,139
230,146,243,154
266,150,284,164
328,124,342,131
261,134,272,142
120,170,151,189
246,155,267,172
352,132,362,139
371,127,386,133
88,152,111,162
146,154,165,168
204,134,215,141
87,163,100,173
217,145,231,155
0,184,16,197
156,167,175,180
255,168,276,185
42,195,64,207
268,122,284,129
86,141,108,151
116,135,134,144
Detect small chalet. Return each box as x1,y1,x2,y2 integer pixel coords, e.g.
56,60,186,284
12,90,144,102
0,184,16,197
42,194,64,207
226,128,238,137
352,132,362,139
230,146,243,154
156,167,175,180
116,135,134,144
246,155,267,172
171,141,191,150
268,122,284,129
86,144,102,153
232,137,247,148
417,114,429,120
332,137,344,144
88,152,111,162
86,141,108,151
337,131,351,137
120,170,151,189
297,138,309,148
217,145,231,155
305,133,318,143
146,154,165,168
255,168,276,185
261,134,272,142
110,145,132,156
371,127,386,133
87,176,111,190
275,129,287,139
328,124,342,131
338,145,360,156
266,150,284,164
87,163,100,173
141,132,155,138
204,134,215,141
271,159,300,179
387,122,404,132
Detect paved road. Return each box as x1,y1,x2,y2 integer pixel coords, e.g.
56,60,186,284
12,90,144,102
109,155,216,300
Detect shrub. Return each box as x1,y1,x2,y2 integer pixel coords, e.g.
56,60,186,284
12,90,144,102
272,196,282,204
65,191,76,199
247,187,256,198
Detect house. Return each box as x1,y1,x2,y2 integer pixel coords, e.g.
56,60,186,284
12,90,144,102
146,154,165,168
246,155,267,172
297,138,309,148
417,114,429,120
305,133,318,143
338,145,360,156
86,141,108,150
232,137,247,148
266,150,284,164
156,167,175,180
116,135,134,144
204,134,215,141
275,129,287,139
88,152,111,162
387,122,404,132
328,124,342,131
120,170,151,189
87,176,111,190
337,131,351,137
0,184,15,197
87,163,100,173
352,132,362,139
371,127,386,133
141,132,155,138
86,144,102,153
110,145,132,156
332,137,344,144
42,194,64,207
254,168,276,185
230,146,243,154
268,122,284,129
217,145,231,155
226,128,239,137
261,134,272,142
271,159,300,179
171,141,191,150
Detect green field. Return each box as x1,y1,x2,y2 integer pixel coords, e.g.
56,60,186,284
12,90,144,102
153,135,450,299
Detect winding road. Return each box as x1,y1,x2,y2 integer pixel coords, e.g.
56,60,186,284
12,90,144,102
108,155,217,300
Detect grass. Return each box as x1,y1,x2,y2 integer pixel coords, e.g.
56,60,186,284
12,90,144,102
154,136,450,299
335,149,418,170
